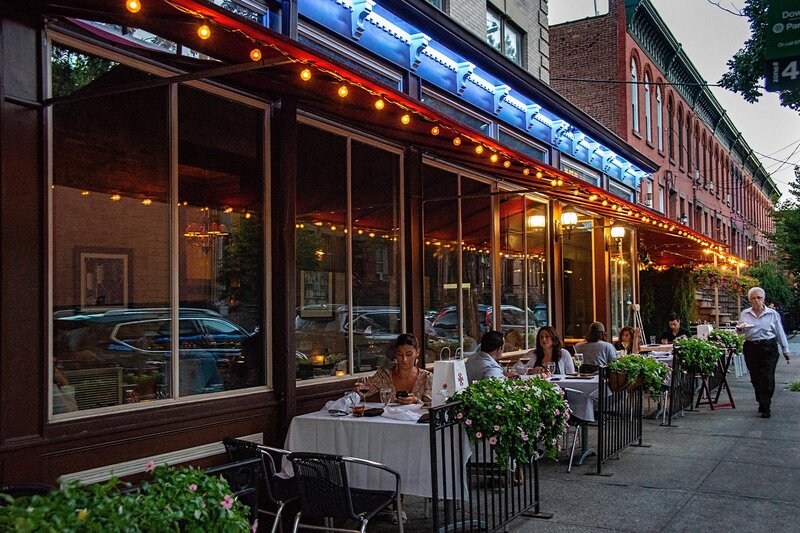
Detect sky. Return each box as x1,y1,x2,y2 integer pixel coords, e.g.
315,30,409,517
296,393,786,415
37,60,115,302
548,0,800,200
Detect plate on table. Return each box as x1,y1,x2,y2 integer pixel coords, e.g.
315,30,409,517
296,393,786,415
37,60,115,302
575,374,595,379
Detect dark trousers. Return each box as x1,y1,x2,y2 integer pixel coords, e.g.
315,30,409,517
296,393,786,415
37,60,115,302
743,339,780,411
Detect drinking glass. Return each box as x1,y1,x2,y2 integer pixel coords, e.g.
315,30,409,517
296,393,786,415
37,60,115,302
380,387,393,407
546,362,557,375
574,352,583,372
649,335,656,346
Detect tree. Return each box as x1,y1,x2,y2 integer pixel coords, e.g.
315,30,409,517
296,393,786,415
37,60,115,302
717,0,800,112
744,262,793,308
770,165,800,276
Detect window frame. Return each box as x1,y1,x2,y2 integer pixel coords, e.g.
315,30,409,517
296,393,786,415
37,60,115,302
485,5,525,67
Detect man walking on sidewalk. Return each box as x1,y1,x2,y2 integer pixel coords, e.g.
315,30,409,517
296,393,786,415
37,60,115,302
737,286,791,418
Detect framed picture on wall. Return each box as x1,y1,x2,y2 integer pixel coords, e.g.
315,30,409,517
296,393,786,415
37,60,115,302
300,270,333,317
76,248,133,310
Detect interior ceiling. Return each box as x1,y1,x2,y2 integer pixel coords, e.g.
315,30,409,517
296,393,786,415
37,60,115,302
21,0,739,266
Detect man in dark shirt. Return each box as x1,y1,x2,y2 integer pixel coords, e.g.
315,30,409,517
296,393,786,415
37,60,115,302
660,313,691,343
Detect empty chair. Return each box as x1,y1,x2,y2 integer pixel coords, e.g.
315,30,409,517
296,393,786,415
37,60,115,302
288,452,403,533
222,437,297,533
563,388,597,473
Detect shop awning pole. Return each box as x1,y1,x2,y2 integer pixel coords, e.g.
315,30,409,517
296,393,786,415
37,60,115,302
714,254,720,327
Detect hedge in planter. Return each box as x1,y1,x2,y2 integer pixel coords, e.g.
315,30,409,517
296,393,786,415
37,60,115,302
607,355,670,399
0,463,252,532
673,337,722,376
451,377,570,464
708,328,744,354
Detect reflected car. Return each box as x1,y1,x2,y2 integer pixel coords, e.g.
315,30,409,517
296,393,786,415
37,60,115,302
431,304,539,339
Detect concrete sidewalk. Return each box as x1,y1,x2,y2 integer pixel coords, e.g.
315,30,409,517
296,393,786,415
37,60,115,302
377,337,800,532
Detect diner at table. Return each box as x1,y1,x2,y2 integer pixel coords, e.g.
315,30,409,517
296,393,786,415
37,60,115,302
659,313,692,344
613,326,640,354
464,331,519,382
573,321,618,366
362,333,432,406
514,326,575,376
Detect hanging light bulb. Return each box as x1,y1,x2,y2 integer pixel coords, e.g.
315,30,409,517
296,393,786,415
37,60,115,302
300,68,312,81
550,179,557,187
400,114,411,125
523,168,530,176
197,24,211,40
536,171,543,179
452,137,462,146
141,198,152,206
490,154,498,163
110,194,122,201
374,98,385,110
249,48,262,61
125,0,141,13
430,126,440,136
556,179,564,186
503,160,511,168
338,85,349,98
475,145,484,154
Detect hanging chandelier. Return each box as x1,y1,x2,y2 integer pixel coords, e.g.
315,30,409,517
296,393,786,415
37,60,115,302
184,209,229,253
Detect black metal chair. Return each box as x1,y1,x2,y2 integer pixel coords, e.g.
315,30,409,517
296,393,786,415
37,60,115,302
222,437,298,533
287,452,403,533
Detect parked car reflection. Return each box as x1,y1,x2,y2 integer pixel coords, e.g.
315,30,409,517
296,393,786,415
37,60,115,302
431,304,541,346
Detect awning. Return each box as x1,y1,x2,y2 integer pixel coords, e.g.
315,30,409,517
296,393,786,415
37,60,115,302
14,0,740,266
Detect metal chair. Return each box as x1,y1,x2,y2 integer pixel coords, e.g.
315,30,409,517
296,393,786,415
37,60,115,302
563,388,597,473
288,452,403,533
222,437,298,533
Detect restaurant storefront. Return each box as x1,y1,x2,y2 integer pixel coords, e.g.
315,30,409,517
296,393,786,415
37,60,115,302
0,0,733,484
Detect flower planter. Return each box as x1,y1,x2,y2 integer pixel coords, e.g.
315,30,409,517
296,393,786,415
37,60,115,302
609,370,642,392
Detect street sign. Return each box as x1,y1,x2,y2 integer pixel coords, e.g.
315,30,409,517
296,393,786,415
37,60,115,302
764,55,800,91
765,0,800,61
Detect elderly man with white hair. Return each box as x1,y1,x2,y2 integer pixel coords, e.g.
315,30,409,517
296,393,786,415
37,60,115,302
736,286,791,418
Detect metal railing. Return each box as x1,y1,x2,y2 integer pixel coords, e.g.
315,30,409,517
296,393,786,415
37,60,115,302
428,401,545,532
596,367,644,475
664,354,696,426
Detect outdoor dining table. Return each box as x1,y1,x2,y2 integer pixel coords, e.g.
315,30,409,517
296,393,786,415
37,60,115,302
281,403,470,499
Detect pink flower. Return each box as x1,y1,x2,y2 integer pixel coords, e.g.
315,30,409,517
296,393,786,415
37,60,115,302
221,495,234,510
489,437,497,445
188,484,198,492
475,431,483,438
554,409,561,416
465,419,472,425
144,461,156,473
522,434,529,442
251,519,259,533
456,412,463,419
495,404,502,410
493,425,500,431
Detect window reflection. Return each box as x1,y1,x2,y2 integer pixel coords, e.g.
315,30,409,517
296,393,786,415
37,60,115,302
461,178,492,350
610,228,633,337
562,212,594,341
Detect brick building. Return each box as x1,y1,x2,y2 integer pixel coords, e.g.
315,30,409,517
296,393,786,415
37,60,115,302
550,0,778,263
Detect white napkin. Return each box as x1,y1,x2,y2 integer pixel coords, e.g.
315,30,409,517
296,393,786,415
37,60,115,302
381,405,422,421
325,392,361,415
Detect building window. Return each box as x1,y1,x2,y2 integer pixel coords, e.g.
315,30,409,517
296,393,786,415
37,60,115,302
425,0,444,10
608,182,634,202
486,8,522,66
656,85,663,151
560,157,600,185
677,112,683,167
499,128,548,164
686,119,692,170
631,58,639,132
50,43,269,415
644,73,651,143
667,100,674,159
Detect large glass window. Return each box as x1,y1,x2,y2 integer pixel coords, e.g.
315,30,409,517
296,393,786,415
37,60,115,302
461,178,493,350
50,45,268,416
294,124,401,379
486,8,522,66
561,209,594,341
631,58,639,132
609,227,633,338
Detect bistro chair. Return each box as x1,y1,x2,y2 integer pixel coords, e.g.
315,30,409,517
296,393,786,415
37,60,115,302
287,451,403,533
563,388,597,473
222,437,298,533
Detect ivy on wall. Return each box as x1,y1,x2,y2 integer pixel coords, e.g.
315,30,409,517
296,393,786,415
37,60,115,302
640,266,696,337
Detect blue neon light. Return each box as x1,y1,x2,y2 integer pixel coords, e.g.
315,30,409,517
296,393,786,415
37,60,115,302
299,0,650,188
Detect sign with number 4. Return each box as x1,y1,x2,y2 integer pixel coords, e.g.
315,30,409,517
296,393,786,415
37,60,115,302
765,56,800,92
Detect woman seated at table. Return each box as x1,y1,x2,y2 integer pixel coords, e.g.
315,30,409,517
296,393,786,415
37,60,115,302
613,326,640,354
363,333,433,405
515,326,575,376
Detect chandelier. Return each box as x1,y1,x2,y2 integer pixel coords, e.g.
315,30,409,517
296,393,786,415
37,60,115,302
184,209,229,253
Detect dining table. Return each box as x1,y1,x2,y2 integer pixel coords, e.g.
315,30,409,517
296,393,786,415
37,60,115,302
281,402,470,499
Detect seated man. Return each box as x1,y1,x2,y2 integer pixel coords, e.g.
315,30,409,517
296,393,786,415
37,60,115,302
659,313,691,344
573,321,618,367
465,331,518,382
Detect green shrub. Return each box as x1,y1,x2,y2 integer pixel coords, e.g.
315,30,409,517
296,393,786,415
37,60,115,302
788,381,800,392
708,329,744,354
674,337,722,375
0,463,252,532
608,355,670,399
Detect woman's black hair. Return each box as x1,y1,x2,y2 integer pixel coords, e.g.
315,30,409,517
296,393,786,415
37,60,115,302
394,333,419,349
533,326,564,367
614,326,634,351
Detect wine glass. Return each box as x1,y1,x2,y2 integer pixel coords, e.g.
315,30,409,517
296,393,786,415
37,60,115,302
379,387,393,407
356,376,371,399
574,352,584,373
546,362,556,376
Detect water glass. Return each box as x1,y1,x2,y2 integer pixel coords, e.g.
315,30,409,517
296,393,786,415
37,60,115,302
546,362,557,375
649,335,656,346
379,387,393,407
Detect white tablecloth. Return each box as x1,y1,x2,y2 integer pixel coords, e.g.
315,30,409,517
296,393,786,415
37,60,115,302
282,403,470,498
520,374,599,422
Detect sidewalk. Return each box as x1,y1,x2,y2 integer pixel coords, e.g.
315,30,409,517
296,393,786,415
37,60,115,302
510,336,800,532
381,338,800,532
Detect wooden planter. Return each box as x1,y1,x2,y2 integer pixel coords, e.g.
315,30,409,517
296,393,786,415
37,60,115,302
609,370,643,392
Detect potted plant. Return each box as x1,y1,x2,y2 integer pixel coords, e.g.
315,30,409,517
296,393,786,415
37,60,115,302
451,377,570,464
607,355,671,399
0,462,253,531
708,329,744,355
673,337,722,375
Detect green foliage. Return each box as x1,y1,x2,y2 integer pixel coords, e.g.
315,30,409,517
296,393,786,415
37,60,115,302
0,464,251,532
608,355,670,399
451,377,569,463
788,381,800,392
51,45,116,99
718,0,800,112
708,329,744,354
673,338,723,376
640,266,695,339
746,262,795,311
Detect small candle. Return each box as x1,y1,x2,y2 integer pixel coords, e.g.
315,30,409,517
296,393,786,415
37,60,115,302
312,354,326,364
335,370,346,376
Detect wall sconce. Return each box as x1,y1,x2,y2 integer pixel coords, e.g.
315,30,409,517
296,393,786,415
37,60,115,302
606,225,626,251
555,211,578,241
526,215,546,228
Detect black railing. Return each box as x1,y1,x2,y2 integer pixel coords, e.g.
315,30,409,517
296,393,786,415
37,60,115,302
664,355,696,425
596,367,644,475
428,402,544,532
696,349,736,409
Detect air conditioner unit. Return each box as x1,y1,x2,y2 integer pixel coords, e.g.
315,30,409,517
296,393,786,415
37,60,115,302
693,169,701,185
709,182,715,194
726,194,731,205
